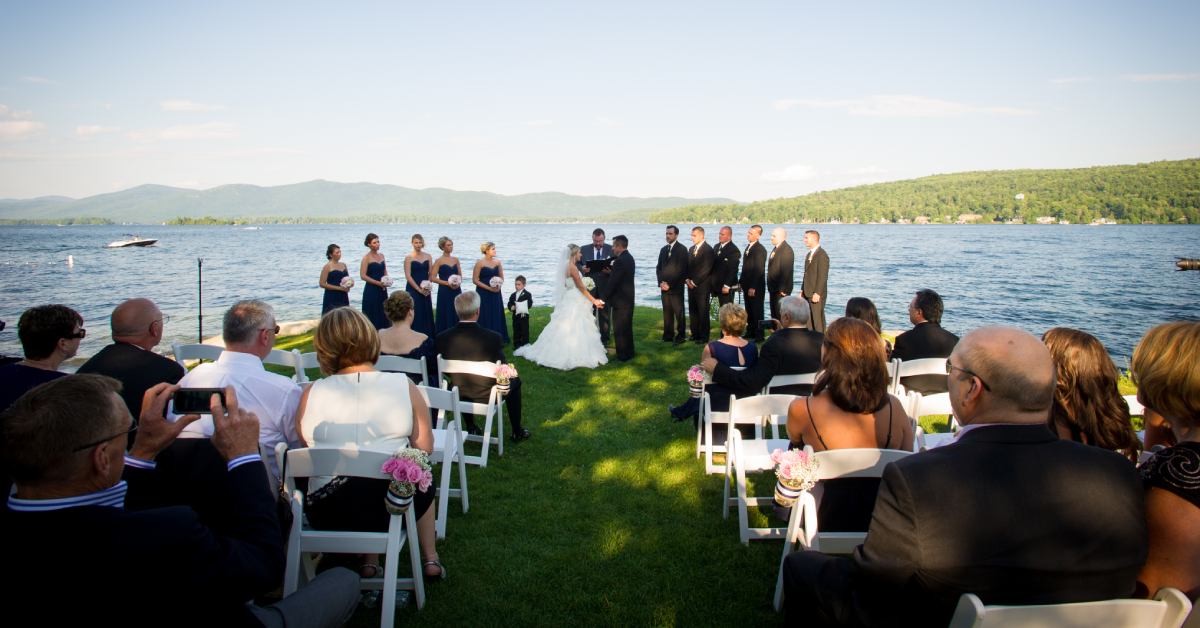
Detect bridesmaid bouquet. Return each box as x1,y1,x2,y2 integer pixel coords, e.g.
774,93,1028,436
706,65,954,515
339,276,354,289
448,274,462,289
771,448,820,507
382,448,433,514
420,280,432,292
380,275,394,288
686,365,705,398
489,276,503,289
583,277,596,291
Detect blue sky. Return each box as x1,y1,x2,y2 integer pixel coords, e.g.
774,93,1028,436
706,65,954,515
1,0,1197,201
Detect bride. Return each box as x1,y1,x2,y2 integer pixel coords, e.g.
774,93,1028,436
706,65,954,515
514,244,609,370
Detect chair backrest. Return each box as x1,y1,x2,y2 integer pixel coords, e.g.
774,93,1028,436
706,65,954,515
809,446,912,480
764,371,817,395
911,392,954,419
437,356,500,381
285,446,393,482
171,343,223,367
377,354,429,384
896,357,947,377
1124,394,1145,418
264,348,302,381
947,587,1192,628
295,351,320,383
415,384,461,429
729,394,796,437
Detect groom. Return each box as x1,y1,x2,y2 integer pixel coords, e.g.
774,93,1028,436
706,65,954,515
600,235,636,362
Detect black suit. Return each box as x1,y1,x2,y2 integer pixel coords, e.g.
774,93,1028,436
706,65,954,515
711,326,822,396
892,322,960,394
600,250,636,361
767,241,795,320
783,425,1147,627
801,246,830,333
2,461,283,625
507,289,532,348
436,321,523,433
581,242,614,345
711,241,741,306
656,240,688,341
686,241,715,341
739,241,767,340
77,342,186,418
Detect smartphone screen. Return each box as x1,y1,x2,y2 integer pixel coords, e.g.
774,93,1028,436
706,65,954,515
171,388,225,415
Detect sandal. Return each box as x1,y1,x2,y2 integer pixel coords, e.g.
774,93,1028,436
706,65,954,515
359,562,382,579
422,559,447,580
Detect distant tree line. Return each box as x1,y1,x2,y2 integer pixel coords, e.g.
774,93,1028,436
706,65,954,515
0,217,113,225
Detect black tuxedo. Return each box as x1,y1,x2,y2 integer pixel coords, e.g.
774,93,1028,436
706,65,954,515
77,342,186,418
600,250,636,361
711,240,741,306
712,326,822,395
739,241,767,340
2,461,283,625
507,288,533,348
436,321,523,432
686,241,715,341
656,240,688,342
801,246,830,333
783,424,1147,627
892,322,960,394
767,240,795,320
581,242,614,345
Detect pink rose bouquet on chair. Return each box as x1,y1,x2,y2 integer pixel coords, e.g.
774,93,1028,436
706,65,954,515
494,363,518,395
687,365,705,398
382,448,433,514
771,448,820,507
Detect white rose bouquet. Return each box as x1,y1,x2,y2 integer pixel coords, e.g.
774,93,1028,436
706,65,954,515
380,275,394,288
489,276,503,289
420,280,432,293
339,276,354,289
583,277,596,291
448,274,462,289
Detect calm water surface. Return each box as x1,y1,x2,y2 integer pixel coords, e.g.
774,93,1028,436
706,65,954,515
0,223,1196,368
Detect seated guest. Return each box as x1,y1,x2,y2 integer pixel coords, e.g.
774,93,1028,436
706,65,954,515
892,288,959,394
844,296,891,357
78,298,185,419
436,291,530,441
0,375,360,626
670,303,759,422
170,299,303,481
1042,327,1141,462
1132,321,1200,599
378,291,438,385
295,308,445,580
700,295,821,396
786,317,912,531
783,326,1147,627
0,304,82,410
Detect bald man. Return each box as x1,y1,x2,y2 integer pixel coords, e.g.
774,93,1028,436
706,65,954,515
766,227,794,321
78,298,185,418
782,326,1147,627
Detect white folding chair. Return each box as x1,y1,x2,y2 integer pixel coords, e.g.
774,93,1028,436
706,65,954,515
1125,394,1145,418
893,357,948,396
772,446,912,609
281,445,426,626
761,371,817,396
171,342,223,368
947,587,1192,628
437,356,504,467
264,348,303,382
721,394,797,544
415,385,470,540
910,391,956,450
377,355,430,386
295,351,320,384
698,391,758,475
886,358,900,393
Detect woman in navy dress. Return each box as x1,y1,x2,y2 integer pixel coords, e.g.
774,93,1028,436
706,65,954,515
670,304,759,421
378,292,440,386
431,236,462,334
359,232,391,330
404,234,436,338
473,241,509,343
319,244,352,315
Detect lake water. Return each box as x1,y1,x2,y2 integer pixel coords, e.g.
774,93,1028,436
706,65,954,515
1,223,1196,368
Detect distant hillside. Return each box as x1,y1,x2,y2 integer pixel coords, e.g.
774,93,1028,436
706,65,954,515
0,180,735,224
649,159,1200,225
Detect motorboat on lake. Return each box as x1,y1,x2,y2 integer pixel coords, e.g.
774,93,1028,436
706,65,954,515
106,235,158,248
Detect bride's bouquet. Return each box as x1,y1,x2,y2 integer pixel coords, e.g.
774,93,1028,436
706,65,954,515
771,448,820,507
583,277,595,291
381,448,433,514
420,280,432,293
380,275,394,288
448,274,462,289
489,276,503,289
339,276,354,289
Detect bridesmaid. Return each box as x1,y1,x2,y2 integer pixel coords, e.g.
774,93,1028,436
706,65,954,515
360,232,391,330
319,243,351,315
404,234,436,338
431,236,462,334
473,241,509,343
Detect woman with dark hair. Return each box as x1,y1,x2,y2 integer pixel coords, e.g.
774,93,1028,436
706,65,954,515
786,317,912,530
844,296,891,357
318,244,351,315
378,291,438,385
403,234,435,337
1041,327,1140,461
431,236,462,333
0,304,83,411
359,233,390,330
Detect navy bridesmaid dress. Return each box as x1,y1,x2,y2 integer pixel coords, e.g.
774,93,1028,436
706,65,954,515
406,258,436,337
476,265,509,343
435,262,462,334
362,261,391,330
322,268,350,315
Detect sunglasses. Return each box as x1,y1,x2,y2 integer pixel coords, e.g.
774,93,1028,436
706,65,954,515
66,328,86,339
946,358,990,391
72,419,138,452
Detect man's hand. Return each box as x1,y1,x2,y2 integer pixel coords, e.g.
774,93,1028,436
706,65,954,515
686,279,696,289
747,288,756,297
721,286,730,295
700,356,717,374
210,386,261,462
594,299,605,310
812,293,821,303
128,383,201,461
659,281,669,292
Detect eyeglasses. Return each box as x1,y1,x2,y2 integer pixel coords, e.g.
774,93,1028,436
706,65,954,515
262,325,281,335
72,419,138,452
66,328,86,339
946,358,990,391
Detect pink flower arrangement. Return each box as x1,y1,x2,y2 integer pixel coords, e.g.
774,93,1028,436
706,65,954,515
771,448,820,492
495,363,519,385
381,448,433,495
686,365,706,385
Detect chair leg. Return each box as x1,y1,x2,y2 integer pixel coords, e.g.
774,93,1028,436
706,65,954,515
456,431,470,514
722,442,734,519
736,446,750,545
382,518,402,628
405,507,426,610
436,444,452,540
496,401,505,457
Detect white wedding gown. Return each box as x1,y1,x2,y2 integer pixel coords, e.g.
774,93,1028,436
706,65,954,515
514,272,608,370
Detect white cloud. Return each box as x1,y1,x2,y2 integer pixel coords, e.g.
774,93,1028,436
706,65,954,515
594,116,622,127
21,76,56,85
160,99,227,112
845,165,888,176
1122,73,1200,82
128,122,238,142
774,94,1035,117
75,125,120,138
1050,77,1093,84
761,164,818,182
0,120,46,141
523,119,554,127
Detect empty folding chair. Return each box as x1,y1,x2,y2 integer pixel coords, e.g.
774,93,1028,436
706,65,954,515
415,384,470,540
721,394,797,544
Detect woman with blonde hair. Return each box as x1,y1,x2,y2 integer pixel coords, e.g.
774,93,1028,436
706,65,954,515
1041,327,1140,461
515,243,607,370
430,236,462,333
472,241,508,343
669,303,757,422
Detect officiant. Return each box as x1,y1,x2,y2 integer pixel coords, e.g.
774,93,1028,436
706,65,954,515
580,228,613,346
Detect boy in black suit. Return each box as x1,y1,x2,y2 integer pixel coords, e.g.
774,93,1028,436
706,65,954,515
508,275,532,348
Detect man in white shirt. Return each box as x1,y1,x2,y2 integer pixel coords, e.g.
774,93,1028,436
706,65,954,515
171,299,302,479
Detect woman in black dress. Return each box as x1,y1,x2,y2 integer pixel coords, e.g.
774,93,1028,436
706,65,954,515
377,291,438,386
319,244,351,314
360,233,390,330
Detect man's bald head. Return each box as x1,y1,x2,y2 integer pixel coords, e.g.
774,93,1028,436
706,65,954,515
111,298,163,349
951,326,1055,423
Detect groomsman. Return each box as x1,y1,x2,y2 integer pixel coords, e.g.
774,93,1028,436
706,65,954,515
767,227,795,322
581,228,613,346
801,229,830,333
740,225,767,341
711,226,741,307
685,226,715,343
656,225,688,344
